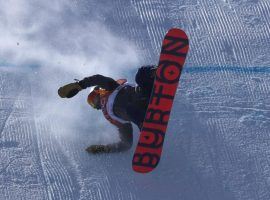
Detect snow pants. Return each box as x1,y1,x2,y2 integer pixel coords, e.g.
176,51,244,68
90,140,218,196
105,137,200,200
126,65,157,129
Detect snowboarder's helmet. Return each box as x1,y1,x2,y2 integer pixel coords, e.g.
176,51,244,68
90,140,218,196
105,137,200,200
87,87,101,109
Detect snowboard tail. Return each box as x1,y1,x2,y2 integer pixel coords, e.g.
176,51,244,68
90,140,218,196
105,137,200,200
132,28,189,173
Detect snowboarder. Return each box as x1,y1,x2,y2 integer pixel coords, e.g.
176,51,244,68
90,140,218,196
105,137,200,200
58,66,157,154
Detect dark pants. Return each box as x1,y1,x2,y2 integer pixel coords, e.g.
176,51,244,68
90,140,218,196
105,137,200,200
127,65,156,129
135,65,156,96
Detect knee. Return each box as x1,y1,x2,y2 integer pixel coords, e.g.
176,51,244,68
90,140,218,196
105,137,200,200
135,65,156,87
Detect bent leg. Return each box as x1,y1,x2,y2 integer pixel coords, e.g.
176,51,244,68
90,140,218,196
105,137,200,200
135,65,157,95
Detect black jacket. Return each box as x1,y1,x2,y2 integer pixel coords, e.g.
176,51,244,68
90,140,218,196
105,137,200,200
79,74,149,127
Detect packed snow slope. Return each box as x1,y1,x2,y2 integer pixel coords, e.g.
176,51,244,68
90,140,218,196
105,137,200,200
0,0,270,199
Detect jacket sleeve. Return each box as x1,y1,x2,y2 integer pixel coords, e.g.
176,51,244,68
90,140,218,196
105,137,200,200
78,74,120,91
105,123,133,152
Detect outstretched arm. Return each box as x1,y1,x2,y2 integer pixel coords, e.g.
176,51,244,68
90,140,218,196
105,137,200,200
79,74,119,91
86,123,133,153
58,74,119,98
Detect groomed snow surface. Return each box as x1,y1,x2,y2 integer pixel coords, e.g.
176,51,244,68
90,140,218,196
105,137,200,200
0,0,270,199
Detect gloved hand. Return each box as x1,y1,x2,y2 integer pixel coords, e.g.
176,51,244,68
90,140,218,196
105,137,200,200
85,145,110,154
58,82,83,98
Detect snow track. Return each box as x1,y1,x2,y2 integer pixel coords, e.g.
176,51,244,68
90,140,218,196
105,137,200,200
0,70,48,200
35,119,81,200
0,0,270,199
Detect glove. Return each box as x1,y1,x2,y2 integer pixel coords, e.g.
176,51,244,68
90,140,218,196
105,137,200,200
85,145,110,154
58,82,82,98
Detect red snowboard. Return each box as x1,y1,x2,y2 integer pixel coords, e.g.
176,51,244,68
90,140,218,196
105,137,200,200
132,28,189,173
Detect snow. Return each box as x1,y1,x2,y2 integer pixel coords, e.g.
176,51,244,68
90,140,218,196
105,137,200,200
0,0,270,199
